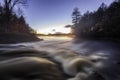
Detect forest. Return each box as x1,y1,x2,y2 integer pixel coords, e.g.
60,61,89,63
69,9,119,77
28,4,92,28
0,0,36,34
72,0,120,41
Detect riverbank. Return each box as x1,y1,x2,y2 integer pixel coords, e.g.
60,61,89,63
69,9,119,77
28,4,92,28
0,33,43,44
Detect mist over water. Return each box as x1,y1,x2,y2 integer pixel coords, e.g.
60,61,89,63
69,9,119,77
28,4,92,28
0,36,120,80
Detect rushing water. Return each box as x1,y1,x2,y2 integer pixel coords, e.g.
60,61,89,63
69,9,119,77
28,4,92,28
0,36,120,80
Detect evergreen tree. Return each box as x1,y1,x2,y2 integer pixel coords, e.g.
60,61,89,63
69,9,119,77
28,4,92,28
72,8,81,26
72,1,120,40
72,8,82,37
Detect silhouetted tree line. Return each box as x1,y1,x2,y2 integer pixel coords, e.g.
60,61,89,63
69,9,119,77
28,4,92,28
72,0,120,40
0,0,36,34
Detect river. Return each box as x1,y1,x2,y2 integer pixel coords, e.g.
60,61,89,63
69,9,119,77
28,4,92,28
0,36,120,80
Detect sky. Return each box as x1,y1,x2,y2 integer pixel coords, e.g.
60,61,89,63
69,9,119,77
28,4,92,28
22,0,113,34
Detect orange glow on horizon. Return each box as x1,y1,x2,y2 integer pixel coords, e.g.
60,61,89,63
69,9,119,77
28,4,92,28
37,26,71,34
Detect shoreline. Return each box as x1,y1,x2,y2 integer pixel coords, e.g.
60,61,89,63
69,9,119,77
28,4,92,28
0,33,43,44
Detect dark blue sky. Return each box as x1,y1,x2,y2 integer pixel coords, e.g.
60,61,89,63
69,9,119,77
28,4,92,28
24,0,113,33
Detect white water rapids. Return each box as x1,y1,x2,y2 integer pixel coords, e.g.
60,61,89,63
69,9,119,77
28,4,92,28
0,36,120,80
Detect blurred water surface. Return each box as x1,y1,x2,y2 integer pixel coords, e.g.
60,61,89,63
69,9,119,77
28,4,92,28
0,36,120,80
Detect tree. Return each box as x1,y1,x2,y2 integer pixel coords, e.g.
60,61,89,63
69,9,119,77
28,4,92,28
65,25,74,34
0,0,36,34
65,25,73,28
72,8,81,26
98,3,107,11
3,0,27,13
71,0,120,40
3,0,27,32
72,8,82,37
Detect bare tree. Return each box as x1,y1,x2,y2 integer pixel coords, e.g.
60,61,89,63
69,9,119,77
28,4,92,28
3,0,27,32
4,0,27,13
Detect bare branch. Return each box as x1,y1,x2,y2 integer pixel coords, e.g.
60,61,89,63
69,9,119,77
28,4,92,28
8,0,12,4
11,0,19,10
10,0,27,11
